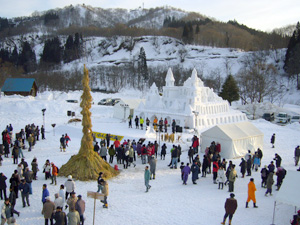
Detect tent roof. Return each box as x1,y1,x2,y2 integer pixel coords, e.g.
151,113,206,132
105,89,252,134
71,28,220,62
201,121,263,140
1,78,36,92
275,170,300,207
115,99,145,109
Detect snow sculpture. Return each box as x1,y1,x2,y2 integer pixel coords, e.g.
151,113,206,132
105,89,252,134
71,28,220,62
135,68,247,131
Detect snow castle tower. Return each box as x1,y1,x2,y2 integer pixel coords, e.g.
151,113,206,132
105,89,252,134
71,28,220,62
134,68,247,131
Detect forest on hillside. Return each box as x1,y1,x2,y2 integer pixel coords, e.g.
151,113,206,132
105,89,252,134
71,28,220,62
0,6,299,106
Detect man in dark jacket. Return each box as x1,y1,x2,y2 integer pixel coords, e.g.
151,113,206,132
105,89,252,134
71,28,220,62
18,179,30,207
221,193,238,225
170,146,178,169
0,173,7,200
52,206,67,225
271,133,275,148
274,153,282,168
191,161,200,184
134,116,139,129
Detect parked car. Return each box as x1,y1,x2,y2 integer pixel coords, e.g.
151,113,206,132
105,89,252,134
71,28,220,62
98,98,112,105
290,115,300,123
262,112,275,121
66,99,78,103
275,112,291,123
241,110,253,120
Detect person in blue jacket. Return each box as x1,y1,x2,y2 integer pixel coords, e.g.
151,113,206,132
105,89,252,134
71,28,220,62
42,184,49,204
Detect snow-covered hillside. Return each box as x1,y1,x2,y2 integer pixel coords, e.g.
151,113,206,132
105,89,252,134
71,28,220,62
12,5,196,30
0,90,300,225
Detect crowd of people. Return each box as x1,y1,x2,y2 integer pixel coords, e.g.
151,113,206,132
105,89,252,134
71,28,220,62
0,124,90,225
1,122,299,224
128,116,177,133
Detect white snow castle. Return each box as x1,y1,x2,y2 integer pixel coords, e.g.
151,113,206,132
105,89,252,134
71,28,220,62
134,68,247,131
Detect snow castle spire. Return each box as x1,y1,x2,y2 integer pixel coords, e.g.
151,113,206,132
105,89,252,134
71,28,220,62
190,68,204,87
165,68,175,87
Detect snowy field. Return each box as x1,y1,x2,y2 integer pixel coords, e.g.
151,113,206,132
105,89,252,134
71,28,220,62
0,90,300,225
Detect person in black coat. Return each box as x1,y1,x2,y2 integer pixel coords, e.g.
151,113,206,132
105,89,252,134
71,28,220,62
270,133,275,148
188,147,194,164
239,158,246,178
202,155,208,177
274,153,282,168
171,120,176,133
41,125,45,140
134,116,139,129
94,142,100,154
161,144,167,160
52,206,67,225
106,134,111,148
0,173,7,200
260,165,269,188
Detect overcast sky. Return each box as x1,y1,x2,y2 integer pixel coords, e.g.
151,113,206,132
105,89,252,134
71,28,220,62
1,0,299,31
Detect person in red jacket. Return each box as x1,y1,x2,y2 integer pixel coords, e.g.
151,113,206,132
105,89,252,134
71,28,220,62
3,131,11,158
64,134,71,147
213,160,219,184
114,138,120,148
147,144,154,163
192,135,199,154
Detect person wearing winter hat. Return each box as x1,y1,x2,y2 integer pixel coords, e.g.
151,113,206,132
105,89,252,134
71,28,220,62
64,175,75,201
66,191,77,212
221,193,238,225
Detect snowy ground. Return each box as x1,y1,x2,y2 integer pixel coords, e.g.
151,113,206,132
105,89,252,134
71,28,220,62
0,91,300,225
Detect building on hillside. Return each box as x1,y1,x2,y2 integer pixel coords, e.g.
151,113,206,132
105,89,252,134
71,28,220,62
134,68,247,132
1,78,38,97
113,99,145,121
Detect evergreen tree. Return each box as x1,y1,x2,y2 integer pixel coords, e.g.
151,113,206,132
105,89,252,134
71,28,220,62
63,33,82,63
219,74,239,105
63,35,74,63
10,46,19,66
41,37,62,64
59,65,119,181
18,41,36,73
284,22,300,89
137,47,149,88
182,24,189,43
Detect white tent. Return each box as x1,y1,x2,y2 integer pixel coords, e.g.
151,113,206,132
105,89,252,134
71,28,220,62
200,121,264,159
272,170,300,224
113,99,145,120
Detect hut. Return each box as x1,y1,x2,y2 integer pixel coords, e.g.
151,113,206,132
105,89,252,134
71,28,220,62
1,78,38,96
